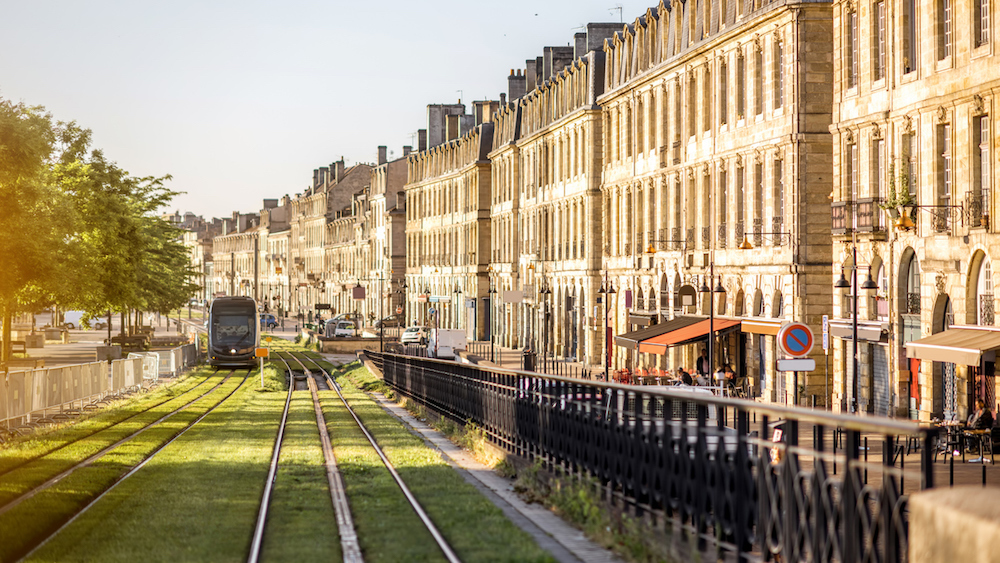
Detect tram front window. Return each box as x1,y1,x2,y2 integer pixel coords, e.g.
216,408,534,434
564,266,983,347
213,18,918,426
213,314,254,346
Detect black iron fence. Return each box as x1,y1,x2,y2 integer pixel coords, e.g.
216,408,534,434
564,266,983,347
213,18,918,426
368,352,933,563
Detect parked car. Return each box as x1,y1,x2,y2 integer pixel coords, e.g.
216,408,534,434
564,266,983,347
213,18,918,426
93,320,109,330
375,315,403,328
62,310,86,329
400,325,429,345
331,320,358,338
259,313,278,329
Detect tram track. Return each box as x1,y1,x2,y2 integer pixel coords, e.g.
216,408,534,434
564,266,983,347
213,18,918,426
0,368,217,481
1,370,250,563
257,350,460,563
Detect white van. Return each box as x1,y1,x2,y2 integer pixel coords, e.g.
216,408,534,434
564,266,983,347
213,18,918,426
63,310,86,329
427,328,467,359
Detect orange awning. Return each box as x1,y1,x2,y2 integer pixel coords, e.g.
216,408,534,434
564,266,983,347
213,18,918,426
638,318,742,355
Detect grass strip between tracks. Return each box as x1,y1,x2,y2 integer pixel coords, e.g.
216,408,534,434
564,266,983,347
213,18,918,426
259,390,341,562
0,371,246,563
20,365,286,563
326,361,555,563
0,368,221,509
0,367,214,475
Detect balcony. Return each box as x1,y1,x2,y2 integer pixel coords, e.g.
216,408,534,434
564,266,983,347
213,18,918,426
717,223,727,249
771,217,784,246
856,198,884,233
967,191,990,229
832,201,850,235
752,218,763,247
701,226,711,247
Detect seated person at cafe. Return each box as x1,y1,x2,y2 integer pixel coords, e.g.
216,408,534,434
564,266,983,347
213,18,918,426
969,399,995,430
695,372,710,386
678,367,693,386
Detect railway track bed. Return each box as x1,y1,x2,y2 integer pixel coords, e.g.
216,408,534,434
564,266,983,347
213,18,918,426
1,341,558,562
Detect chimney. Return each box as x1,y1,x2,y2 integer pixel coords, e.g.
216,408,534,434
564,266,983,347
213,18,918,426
446,114,460,141
312,169,320,188
335,158,345,182
418,129,427,151
402,145,412,157
378,145,387,165
500,93,507,105
507,68,526,101
574,32,587,60
525,59,537,92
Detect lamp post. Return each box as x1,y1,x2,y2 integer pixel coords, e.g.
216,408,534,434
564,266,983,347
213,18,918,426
597,271,616,381
834,236,878,412
453,284,462,330
487,267,496,363
540,285,552,373
698,262,727,386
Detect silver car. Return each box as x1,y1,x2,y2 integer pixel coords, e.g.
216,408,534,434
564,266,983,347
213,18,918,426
400,326,429,345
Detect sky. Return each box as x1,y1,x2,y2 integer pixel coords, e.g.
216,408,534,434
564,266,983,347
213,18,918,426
1,0,654,219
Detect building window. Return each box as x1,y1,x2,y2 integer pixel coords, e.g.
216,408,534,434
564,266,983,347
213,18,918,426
847,139,858,201
903,132,919,199
904,0,917,72
938,123,951,202
973,114,992,225
719,60,728,125
688,74,698,138
773,40,783,108
773,158,784,240
873,1,886,80
975,0,991,46
637,99,645,153
980,259,996,325
754,47,763,115
737,53,747,119
938,0,952,60
872,137,886,200
848,9,858,87
703,68,712,132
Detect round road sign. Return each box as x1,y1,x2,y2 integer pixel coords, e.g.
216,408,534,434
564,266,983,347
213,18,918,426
777,322,814,358
396,306,403,315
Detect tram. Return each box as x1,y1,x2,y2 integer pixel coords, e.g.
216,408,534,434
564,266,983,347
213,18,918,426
208,296,259,367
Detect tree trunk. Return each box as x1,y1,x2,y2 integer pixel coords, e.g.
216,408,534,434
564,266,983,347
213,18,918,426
107,309,112,343
120,312,126,336
2,307,11,364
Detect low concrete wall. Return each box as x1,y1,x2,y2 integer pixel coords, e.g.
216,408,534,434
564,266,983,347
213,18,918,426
909,486,1000,562
318,337,382,354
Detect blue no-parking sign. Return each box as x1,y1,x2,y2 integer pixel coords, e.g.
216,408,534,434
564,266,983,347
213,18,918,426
777,322,814,358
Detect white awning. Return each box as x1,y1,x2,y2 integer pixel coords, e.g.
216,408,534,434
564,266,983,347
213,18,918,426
904,326,1000,365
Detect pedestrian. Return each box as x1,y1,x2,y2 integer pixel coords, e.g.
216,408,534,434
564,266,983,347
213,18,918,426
678,367,693,386
696,348,710,377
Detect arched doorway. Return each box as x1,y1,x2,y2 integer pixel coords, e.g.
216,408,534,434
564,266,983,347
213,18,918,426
900,251,922,419
932,294,957,419
969,252,996,417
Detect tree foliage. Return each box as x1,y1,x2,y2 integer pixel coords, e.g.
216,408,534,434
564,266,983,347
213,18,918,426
0,97,196,359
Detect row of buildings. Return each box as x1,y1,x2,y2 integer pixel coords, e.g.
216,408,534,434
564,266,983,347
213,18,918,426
180,0,1000,422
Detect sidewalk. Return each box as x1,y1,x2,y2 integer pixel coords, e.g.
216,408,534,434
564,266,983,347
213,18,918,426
461,341,599,380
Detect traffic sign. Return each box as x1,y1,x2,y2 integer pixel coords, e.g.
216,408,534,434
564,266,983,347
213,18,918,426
777,358,816,372
777,322,814,358
255,347,269,358
822,315,829,352
395,306,403,315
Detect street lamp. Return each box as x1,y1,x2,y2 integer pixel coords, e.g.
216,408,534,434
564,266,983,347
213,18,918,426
598,273,616,381
835,257,878,412
698,264,727,386
453,284,462,330
539,285,552,373
487,268,497,363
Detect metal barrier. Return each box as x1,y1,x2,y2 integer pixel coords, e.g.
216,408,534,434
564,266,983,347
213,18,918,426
368,352,933,563
2,361,112,434
155,343,198,377
128,352,160,383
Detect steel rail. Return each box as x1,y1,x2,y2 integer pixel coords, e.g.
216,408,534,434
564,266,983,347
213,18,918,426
18,370,251,563
247,361,294,563
0,369,217,480
275,352,363,563
0,370,233,518
295,353,461,563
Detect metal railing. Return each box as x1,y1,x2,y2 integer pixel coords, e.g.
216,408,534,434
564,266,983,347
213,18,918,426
832,201,849,234
367,353,932,563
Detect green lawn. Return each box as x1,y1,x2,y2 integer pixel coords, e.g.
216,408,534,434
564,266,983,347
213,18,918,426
0,373,247,563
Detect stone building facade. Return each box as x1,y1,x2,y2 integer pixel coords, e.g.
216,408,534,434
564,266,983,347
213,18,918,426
598,0,835,404
404,108,494,340
831,0,1000,420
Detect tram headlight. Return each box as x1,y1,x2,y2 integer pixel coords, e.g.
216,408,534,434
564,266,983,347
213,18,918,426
230,348,237,354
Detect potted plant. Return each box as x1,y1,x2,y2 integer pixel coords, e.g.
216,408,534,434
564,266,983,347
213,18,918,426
879,161,915,227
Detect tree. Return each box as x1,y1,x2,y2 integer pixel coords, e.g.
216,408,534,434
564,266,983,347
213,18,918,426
0,101,68,362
